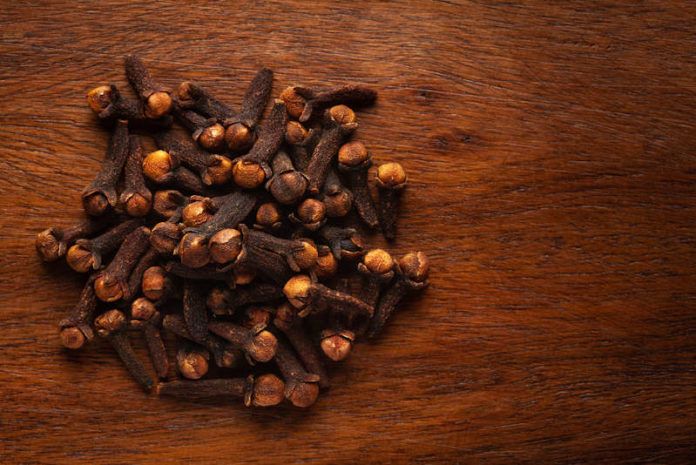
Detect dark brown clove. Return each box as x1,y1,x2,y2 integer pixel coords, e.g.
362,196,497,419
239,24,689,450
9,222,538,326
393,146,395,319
94,226,151,302
164,261,234,287
292,85,377,123
231,100,287,189
156,374,285,407
182,281,209,344
321,168,353,218
86,84,174,127
310,245,339,281
130,298,169,379
357,249,395,307
224,68,274,152
36,217,112,262
241,224,317,272
176,81,236,120
320,328,355,362
82,120,129,216
376,162,407,241
208,228,243,266
150,221,182,256
289,198,326,232
58,275,98,349
317,226,365,261
208,321,277,363
274,303,329,389
367,252,429,338
120,135,152,217
153,131,233,186
304,105,358,194
173,106,226,152
94,309,154,392
254,202,284,232
338,141,378,228
283,274,373,319
206,283,283,316
124,55,173,119
66,219,141,272
152,190,188,219
176,341,209,380
141,265,175,302
273,338,320,408
163,314,239,369
266,151,308,205
244,306,274,329
285,120,321,171
124,247,160,301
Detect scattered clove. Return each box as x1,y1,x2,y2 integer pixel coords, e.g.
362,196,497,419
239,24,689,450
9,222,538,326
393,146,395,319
66,219,141,272
376,162,407,241
124,55,173,119
338,141,378,228
36,217,112,262
120,135,152,217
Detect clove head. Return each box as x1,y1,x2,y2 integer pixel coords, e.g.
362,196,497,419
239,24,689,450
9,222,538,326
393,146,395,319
283,274,312,309
82,192,110,217
208,228,242,265
328,105,356,125
245,307,273,328
279,87,306,120
143,150,175,183
150,221,181,255
268,170,308,205
66,244,96,273
311,245,338,280
320,329,355,362
86,85,113,114
35,228,64,262
122,191,152,217
198,123,226,152
285,380,319,408
338,141,369,168
94,274,127,302
247,327,278,363
249,374,285,407
398,251,430,283
232,160,266,189
376,162,407,190
94,309,127,337
294,239,319,270
361,249,394,277
293,198,326,231
202,155,234,186
60,327,87,350
255,202,283,231
153,190,185,218
285,120,308,145
177,233,210,269
182,199,214,227
145,91,173,119
131,297,157,324
177,348,209,380
225,123,255,153
142,266,170,301
323,187,353,218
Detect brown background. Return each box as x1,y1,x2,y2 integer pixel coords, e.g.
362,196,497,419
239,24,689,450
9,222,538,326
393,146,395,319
1,1,695,464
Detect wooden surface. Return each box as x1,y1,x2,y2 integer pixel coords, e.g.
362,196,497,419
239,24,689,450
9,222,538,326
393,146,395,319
1,1,695,464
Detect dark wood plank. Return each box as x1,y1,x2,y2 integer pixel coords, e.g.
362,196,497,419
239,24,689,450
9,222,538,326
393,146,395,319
1,1,695,464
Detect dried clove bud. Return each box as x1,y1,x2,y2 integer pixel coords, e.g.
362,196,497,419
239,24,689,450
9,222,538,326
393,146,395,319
338,141,378,228
141,265,175,302
321,169,353,218
177,342,210,380
376,162,407,241
317,226,365,261
150,221,182,256
82,120,129,216
153,131,233,186
285,120,321,171
310,245,339,281
367,252,429,338
124,55,173,119
58,275,98,349
86,84,174,127
152,190,188,219
254,202,284,232
163,314,239,369
244,306,274,328
36,217,112,262
304,106,358,194
320,329,355,362
94,226,151,302
182,281,209,344
173,106,226,152
176,82,236,120
289,198,326,232
291,84,377,123
266,151,308,205
120,135,152,217
283,274,373,319
124,247,160,301
357,249,395,307
130,298,169,379
157,374,285,407
224,68,274,152
241,225,317,272
273,338,320,408
208,321,278,363
206,283,283,316
66,219,141,272
274,303,329,388
231,100,287,188
94,309,154,392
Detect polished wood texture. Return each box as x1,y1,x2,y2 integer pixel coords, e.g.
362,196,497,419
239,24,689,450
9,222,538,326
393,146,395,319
1,2,695,464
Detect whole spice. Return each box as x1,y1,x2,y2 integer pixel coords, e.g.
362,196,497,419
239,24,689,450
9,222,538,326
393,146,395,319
176,341,209,380
152,190,188,219
124,247,160,301
225,68,274,152
320,329,355,362
163,314,239,369
130,298,169,379
337,141,378,228
82,119,129,216
58,275,98,349
86,84,174,127
310,245,339,281
94,309,154,392
317,226,365,260
208,321,278,363
231,100,287,188
66,219,141,272
173,106,226,152
124,54,173,119
153,131,233,186
289,198,326,232
283,274,373,319
157,375,285,407
286,84,377,123
120,135,152,217
36,217,112,262
376,162,407,241
94,226,151,302
266,151,308,205
141,265,176,302
176,82,236,120
304,105,358,194
273,338,320,408
321,169,353,218
254,202,284,232
285,120,321,171
367,252,429,338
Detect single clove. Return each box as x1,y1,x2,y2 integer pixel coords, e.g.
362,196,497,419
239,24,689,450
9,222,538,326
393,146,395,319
66,219,141,272
317,226,365,261
376,162,407,241
120,135,152,217
320,329,355,362
291,84,377,123
266,151,308,205
94,226,151,302
124,247,160,301
141,265,176,302
254,202,284,232
130,298,169,379
173,105,226,152
157,374,285,407
285,120,321,171
58,275,98,349
176,81,236,121
163,314,239,369
273,338,320,408
289,198,326,232
176,341,210,380
153,131,233,186
337,141,378,228
283,274,373,319
321,169,353,218
124,55,173,119
36,217,112,262
208,321,278,363
225,68,274,152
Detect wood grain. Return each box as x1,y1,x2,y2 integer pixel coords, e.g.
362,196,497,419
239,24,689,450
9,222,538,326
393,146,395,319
1,1,696,463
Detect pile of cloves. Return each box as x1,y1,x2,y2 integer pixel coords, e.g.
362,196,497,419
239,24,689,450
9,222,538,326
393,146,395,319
37,55,430,408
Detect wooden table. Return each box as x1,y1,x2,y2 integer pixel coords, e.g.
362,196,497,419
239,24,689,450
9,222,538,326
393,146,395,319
2,2,695,463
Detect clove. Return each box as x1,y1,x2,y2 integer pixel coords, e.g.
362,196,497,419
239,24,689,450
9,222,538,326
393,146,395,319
182,281,209,344
157,374,285,407
290,84,377,123
173,105,226,152
58,275,98,349
36,217,112,262
376,162,407,241
273,338,320,408
94,226,151,302
266,150,308,205
224,68,274,152
130,298,169,379
163,314,239,369
124,54,173,119
337,141,378,228
208,321,277,363
66,219,141,272
176,341,210,380
153,131,233,186
120,135,152,217
321,168,353,218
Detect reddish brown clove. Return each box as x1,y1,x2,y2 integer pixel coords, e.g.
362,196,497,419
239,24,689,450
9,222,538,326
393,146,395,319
86,84,174,127
241,225,317,272
141,265,175,302
304,105,358,194
94,309,154,391
124,55,173,119
357,249,395,307
157,374,285,407
152,190,188,219
317,226,365,261
120,135,152,217
58,275,98,349
124,247,160,301
36,217,111,262
283,274,373,319
130,298,169,379
289,198,326,232
177,342,210,380
266,151,308,205
367,252,429,338
292,84,377,123
273,338,320,408
173,106,226,152
154,131,233,186
321,169,353,218
82,120,129,216
176,81,236,120
338,141,378,228
376,162,407,241
225,68,274,152
285,120,321,171
310,245,339,281
94,226,151,302
320,329,355,362
274,303,329,388
208,321,278,363
254,202,284,232
66,219,141,272
231,100,287,188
